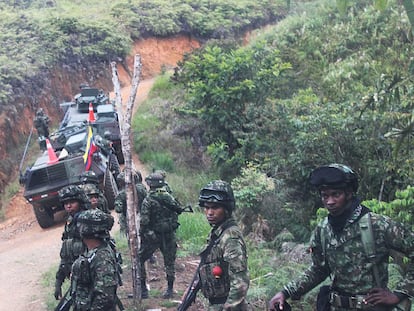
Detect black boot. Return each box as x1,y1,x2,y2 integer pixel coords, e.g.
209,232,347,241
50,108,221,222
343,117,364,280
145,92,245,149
141,280,149,299
162,278,174,299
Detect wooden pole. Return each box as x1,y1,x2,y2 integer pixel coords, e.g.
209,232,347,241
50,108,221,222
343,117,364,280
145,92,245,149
111,55,143,303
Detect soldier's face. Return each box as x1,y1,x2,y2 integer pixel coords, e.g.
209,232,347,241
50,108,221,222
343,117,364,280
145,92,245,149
88,194,99,208
320,188,353,216
204,202,226,226
63,199,81,215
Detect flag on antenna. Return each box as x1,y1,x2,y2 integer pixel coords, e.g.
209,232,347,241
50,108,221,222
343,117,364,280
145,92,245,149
83,126,98,171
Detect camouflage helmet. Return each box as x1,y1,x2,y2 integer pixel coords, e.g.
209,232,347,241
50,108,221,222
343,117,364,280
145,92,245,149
77,209,114,239
199,180,235,213
104,130,112,139
58,185,89,207
80,171,99,185
133,169,143,183
309,163,358,192
36,108,44,116
145,172,165,188
117,172,126,188
83,184,100,196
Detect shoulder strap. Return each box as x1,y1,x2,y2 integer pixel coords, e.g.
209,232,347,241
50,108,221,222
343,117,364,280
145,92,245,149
320,218,328,258
359,212,381,287
199,220,237,265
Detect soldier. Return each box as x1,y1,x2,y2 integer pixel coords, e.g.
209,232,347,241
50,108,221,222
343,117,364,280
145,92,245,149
84,183,110,213
114,170,147,235
71,209,118,310
34,108,50,138
197,180,251,310
139,172,183,299
79,171,109,213
268,164,414,311
54,185,89,300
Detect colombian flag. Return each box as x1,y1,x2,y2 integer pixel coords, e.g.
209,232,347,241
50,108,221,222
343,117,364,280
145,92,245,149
83,126,98,171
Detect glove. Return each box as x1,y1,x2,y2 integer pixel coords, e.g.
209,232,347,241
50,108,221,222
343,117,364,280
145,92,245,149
54,278,63,300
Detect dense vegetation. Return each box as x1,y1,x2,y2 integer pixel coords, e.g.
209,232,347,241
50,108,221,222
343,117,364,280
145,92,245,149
135,0,414,240
130,1,414,308
0,0,287,108
3,0,413,309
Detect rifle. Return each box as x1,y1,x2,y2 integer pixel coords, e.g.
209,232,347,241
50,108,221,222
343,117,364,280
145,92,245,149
180,205,194,213
54,287,73,311
177,271,201,311
177,220,236,311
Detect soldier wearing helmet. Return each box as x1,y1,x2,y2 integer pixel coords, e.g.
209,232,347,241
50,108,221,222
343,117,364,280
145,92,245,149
114,170,147,234
34,107,50,138
139,171,183,299
79,171,109,213
83,183,110,214
54,185,89,301
70,209,119,310
185,180,251,310
269,164,414,311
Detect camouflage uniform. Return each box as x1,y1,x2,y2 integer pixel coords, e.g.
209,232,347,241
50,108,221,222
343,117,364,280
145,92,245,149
114,171,147,234
139,173,183,298
196,180,251,311
79,171,109,213
200,217,250,311
55,185,89,299
71,209,118,311
83,183,110,214
283,201,414,304
34,108,50,138
273,164,414,311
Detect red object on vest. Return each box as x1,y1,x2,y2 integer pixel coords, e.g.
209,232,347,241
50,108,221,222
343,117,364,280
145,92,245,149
212,265,223,278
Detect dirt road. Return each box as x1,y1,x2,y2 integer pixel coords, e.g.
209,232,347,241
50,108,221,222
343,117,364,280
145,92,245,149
0,79,152,311
0,35,201,310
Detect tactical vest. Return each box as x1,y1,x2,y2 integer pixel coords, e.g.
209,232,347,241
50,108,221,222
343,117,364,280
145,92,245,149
199,220,237,302
147,193,179,233
321,212,412,311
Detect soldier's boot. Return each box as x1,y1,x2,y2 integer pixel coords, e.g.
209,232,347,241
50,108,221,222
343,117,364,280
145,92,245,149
162,278,174,299
141,280,149,299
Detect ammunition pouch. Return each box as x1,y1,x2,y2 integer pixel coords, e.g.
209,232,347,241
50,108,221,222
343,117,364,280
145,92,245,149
61,238,84,262
72,256,91,285
154,220,179,233
199,261,230,300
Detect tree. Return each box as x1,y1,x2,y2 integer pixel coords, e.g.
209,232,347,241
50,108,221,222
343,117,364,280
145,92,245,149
111,55,143,302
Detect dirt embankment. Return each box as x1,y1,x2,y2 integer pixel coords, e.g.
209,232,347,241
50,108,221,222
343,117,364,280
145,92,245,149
0,34,200,311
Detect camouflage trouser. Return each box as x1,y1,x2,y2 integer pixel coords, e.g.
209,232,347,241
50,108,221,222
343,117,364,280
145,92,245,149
139,231,177,281
118,214,127,234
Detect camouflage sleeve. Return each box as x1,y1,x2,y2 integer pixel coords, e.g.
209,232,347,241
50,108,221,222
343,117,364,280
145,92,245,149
90,248,117,311
380,215,414,297
140,198,151,228
283,226,330,299
222,230,250,308
114,192,126,214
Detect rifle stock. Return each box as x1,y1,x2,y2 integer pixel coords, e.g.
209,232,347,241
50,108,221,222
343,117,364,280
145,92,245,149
177,272,201,311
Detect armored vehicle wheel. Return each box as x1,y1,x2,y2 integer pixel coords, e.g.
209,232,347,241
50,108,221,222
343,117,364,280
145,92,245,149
33,203,55,228
104,168,118,210
116,148,125,165
109,153,121,178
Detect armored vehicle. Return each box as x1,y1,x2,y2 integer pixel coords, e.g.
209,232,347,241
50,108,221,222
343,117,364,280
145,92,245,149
20,129,119,229
20,86,122,229
74,86,110,113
